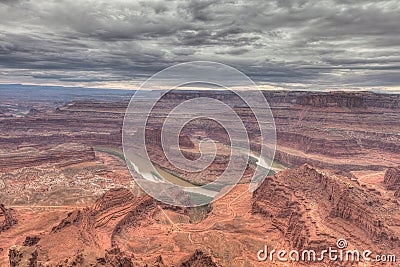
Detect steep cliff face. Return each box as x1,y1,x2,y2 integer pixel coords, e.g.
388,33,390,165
0,100,125,150
0,143,95,172
252,176,311,250
1,91,399,179
252,164,400,252
277,131,362,156
262,91,400,109
273,149,387,171
161,90,400,109
362,93,400,109
384,166,400,191
296,92,366,108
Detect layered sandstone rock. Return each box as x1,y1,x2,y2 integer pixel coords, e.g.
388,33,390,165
295,92,366,108
262,90,400,109
1,91,400,266
253,164,400,253
274,149,387,171
6,187,204,266
0,143,95,172
384,166,400,190
1,90,399,177
277,131,362,156
50,188,157,236
7,188,152,266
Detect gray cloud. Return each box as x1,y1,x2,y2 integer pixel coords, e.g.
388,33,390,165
0,0,399,90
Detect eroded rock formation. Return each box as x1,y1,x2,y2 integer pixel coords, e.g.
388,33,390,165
180,249,219,267
1,90,399,176
1,90,400,266
252,164,400,253
0,204,17,232
4,186,216,266
0,143,95,172
295,92,366,108
9,246,38,267
384,166,400,192
5,188,148,266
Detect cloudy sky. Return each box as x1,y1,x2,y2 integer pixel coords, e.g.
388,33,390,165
0,0,399,91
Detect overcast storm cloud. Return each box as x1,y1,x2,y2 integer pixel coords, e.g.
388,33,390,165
0,0,400,91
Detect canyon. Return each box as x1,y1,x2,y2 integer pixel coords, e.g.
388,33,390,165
0,89,399,266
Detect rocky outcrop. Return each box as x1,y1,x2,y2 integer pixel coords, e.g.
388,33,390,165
180,249,219,267
91,188,139,228
153,255,166,267
51,210,83,233
22,236,40,247
96,247,133,267
49,188,158,240
62,100,129,113
111,196,157,243
252,176,310,249
0,143,96,172
9,246,38,267
384,166,400,191
395,188,400,197
0,204,18,232
253,164,400,251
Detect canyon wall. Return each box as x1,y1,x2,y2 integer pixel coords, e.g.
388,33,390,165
384,166,400,197
252,164,400,253
0,143,95,172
